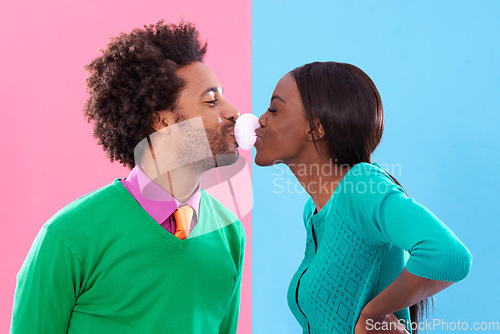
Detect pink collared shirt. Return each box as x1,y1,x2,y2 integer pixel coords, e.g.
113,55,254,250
120,165,201,234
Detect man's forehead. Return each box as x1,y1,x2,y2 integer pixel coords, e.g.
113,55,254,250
175,62,222,94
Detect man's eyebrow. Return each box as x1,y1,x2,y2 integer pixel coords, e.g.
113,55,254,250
200,87,223,97
271,95,286,104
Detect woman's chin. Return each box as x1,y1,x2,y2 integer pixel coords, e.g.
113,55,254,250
254,154,281,167
254,153,271,167
254,157,265,167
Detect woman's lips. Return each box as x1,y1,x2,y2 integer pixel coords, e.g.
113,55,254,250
253,129,263,146
254,133,262,145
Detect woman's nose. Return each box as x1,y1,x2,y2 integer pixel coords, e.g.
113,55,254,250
258,112,267,127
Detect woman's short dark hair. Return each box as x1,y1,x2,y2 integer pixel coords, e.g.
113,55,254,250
83,20,207,169
291,61,384,165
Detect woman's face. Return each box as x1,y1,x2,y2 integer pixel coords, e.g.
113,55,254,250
254,73,310,166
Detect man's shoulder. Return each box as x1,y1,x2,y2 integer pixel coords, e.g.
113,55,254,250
45,179,125,232
199,189,245,238
199,189,238,218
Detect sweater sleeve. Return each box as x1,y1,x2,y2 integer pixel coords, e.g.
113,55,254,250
218,230,246,334
350,166,472,283
11,226,82,334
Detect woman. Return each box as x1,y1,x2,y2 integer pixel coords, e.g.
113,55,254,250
254,62,472,334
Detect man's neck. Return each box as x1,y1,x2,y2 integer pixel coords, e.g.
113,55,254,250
143,164,204,203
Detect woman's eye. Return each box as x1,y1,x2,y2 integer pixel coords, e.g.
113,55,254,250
205,99,218,106
267,108,277,113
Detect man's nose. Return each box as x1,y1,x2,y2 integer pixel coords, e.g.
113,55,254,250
222,101,240,122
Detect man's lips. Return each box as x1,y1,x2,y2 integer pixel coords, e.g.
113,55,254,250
222,123,235,136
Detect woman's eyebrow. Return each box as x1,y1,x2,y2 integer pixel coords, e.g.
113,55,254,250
271,95,286,104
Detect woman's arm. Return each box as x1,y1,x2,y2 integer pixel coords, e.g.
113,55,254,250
349,166,473,333
351,167,472,282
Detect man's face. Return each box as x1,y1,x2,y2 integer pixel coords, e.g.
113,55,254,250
167,61,240,168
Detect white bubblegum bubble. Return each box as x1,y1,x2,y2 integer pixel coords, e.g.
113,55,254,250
235,113,260,150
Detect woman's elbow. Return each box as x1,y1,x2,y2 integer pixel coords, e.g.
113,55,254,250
446,243,472,283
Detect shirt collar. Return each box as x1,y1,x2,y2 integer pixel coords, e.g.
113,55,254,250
121,165,201,224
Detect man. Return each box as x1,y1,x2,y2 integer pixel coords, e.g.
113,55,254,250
11,21,245,334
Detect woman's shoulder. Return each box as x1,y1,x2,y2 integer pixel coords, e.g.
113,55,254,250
333,162,409,229
336,162,404,201
301,162,406,229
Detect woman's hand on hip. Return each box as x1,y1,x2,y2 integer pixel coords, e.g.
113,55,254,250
355,313,409,334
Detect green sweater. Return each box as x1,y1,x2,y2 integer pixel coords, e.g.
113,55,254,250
287,162,472,334
11,180,246,334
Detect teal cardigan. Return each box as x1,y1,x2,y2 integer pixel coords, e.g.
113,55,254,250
287,162,472,334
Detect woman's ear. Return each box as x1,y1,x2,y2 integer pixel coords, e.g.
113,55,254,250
306,119,325,141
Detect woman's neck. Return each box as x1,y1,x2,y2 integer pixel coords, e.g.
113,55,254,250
287,151,350,213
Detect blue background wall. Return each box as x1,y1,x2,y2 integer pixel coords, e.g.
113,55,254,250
252,1,500,332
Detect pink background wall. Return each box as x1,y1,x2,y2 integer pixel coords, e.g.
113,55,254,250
0,1,252,332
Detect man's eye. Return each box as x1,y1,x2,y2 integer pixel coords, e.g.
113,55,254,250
205,99,218,106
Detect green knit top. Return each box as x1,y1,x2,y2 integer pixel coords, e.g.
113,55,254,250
287,162,472,334
11,179,246,334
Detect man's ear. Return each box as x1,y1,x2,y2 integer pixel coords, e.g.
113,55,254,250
151,110,177,131
306,119,325,141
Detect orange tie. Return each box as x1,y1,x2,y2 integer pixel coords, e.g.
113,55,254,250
173,205,194,240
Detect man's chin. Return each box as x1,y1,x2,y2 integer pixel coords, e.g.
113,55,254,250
214,151,239,167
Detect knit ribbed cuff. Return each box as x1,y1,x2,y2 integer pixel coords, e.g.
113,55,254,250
405,249,473,282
